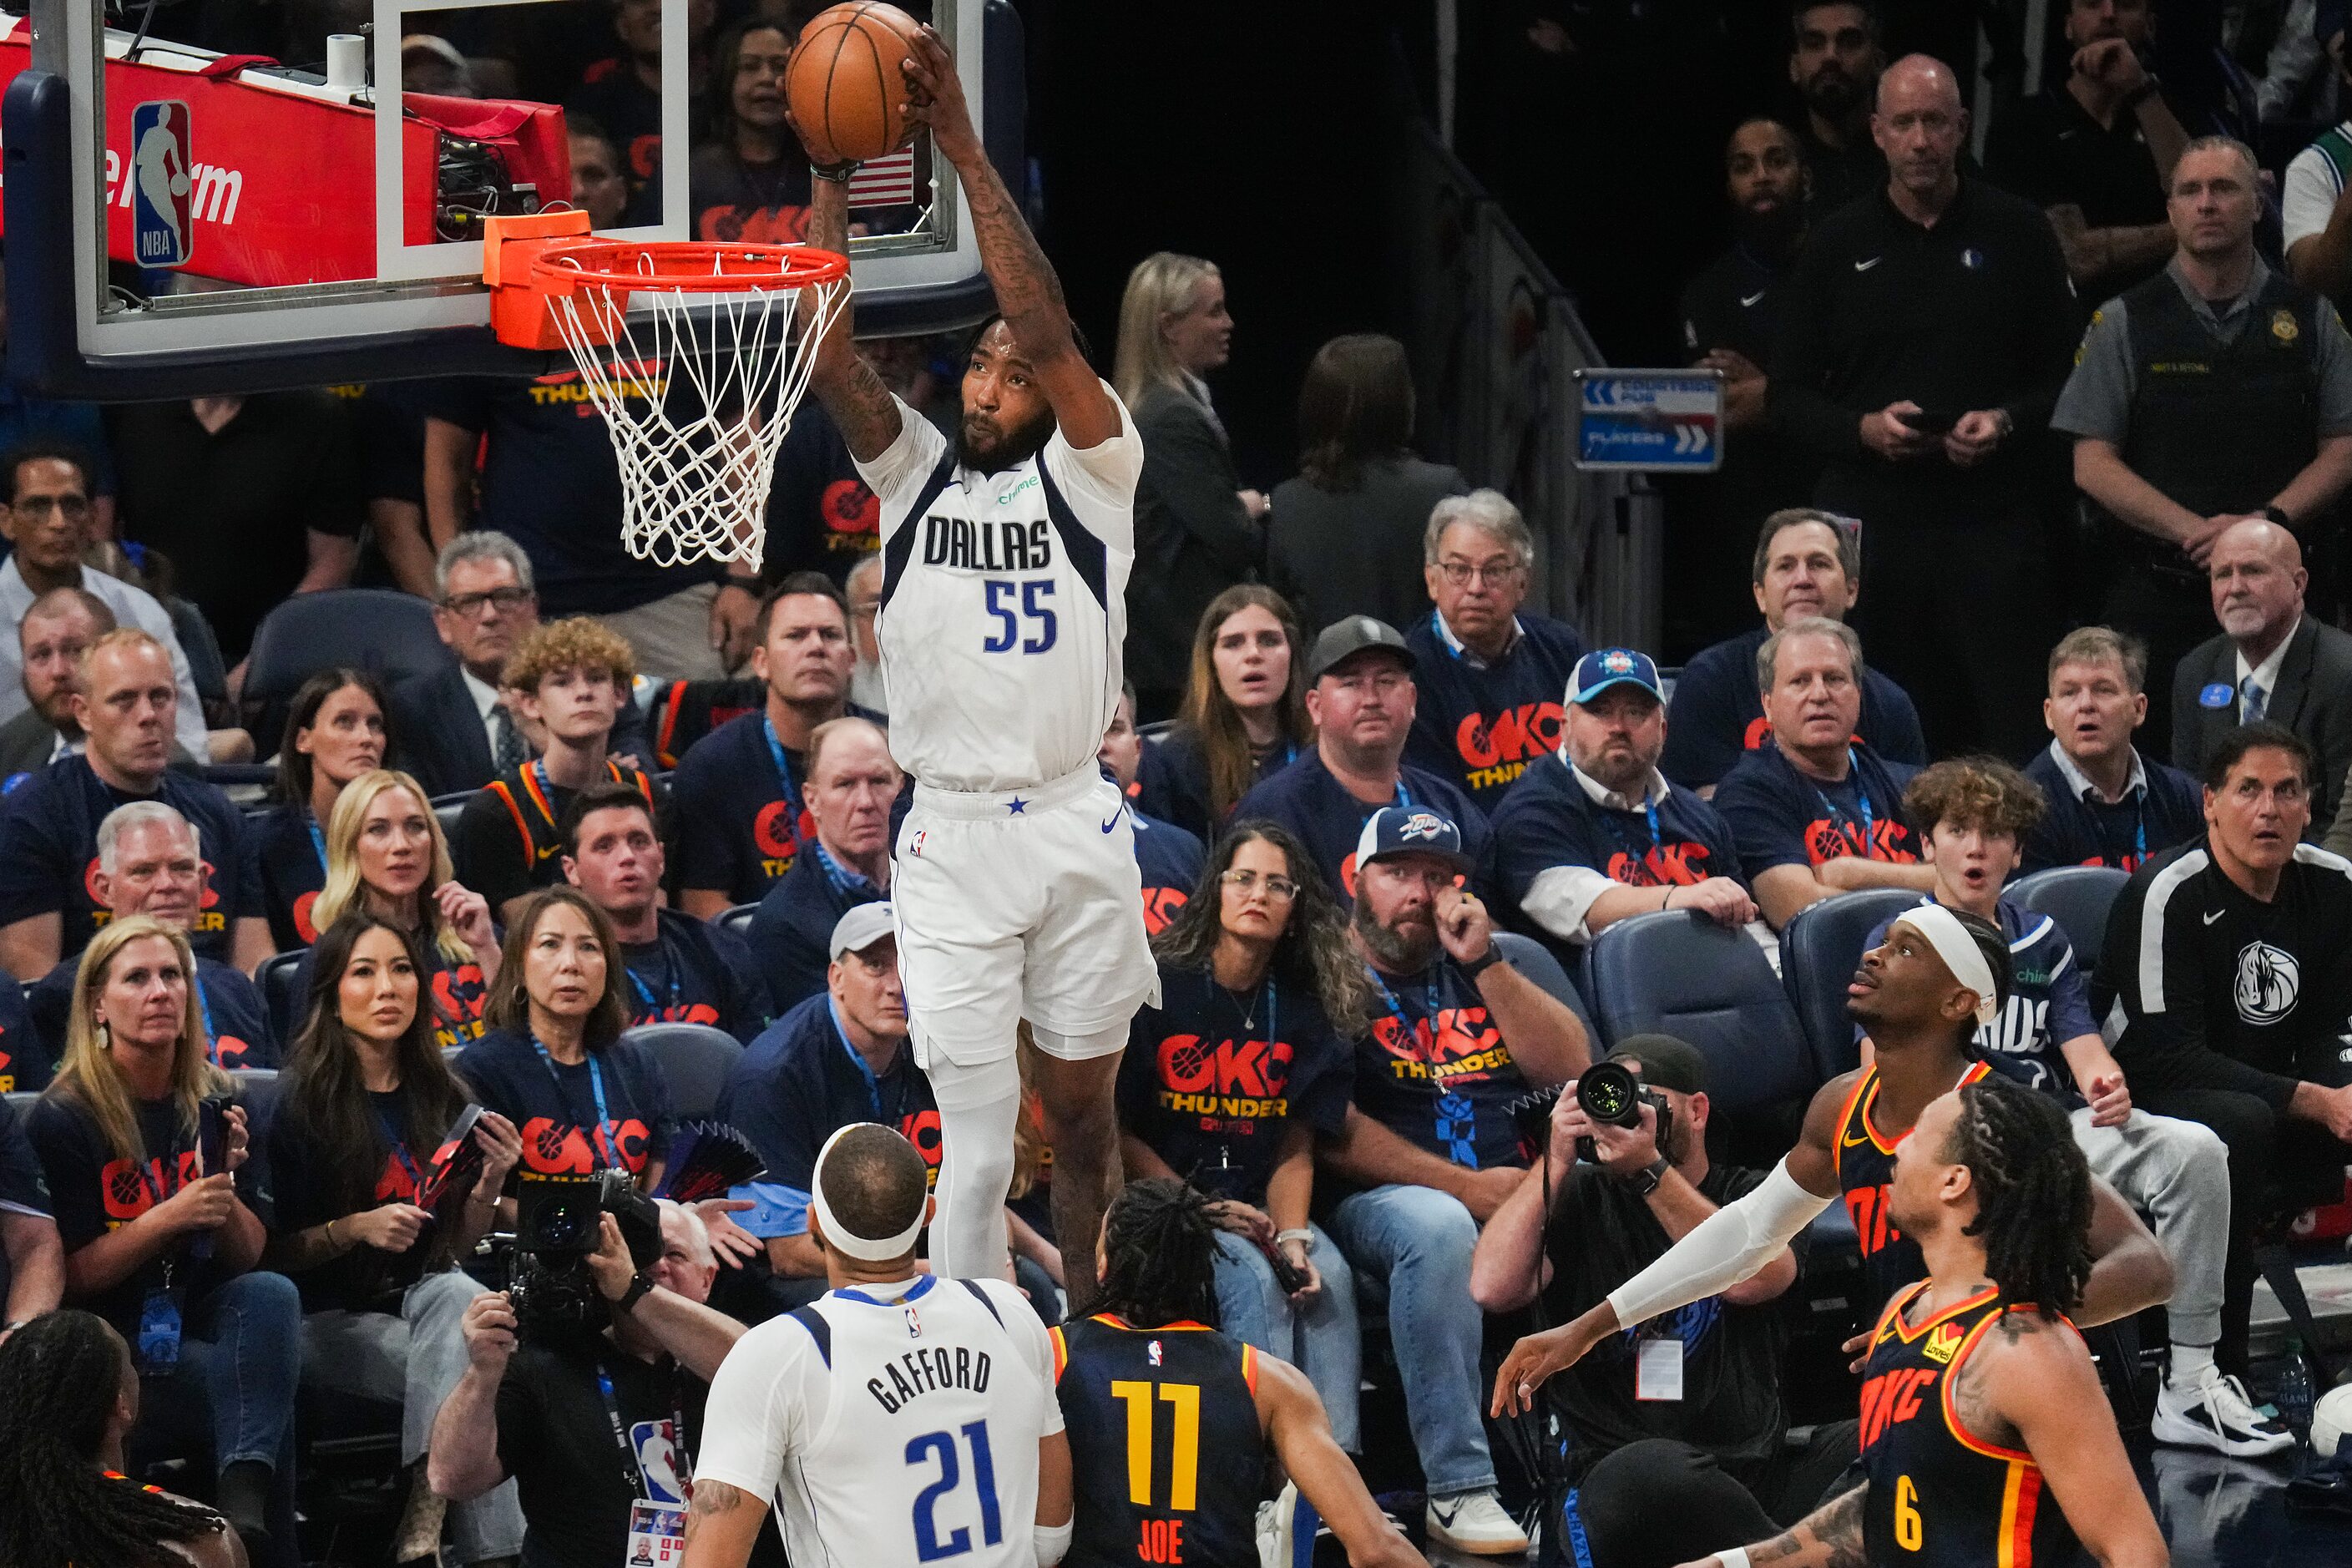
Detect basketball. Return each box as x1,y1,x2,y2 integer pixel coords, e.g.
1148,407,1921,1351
787,2,926,166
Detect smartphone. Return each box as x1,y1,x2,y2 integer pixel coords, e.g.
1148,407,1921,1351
1899,407,1956,435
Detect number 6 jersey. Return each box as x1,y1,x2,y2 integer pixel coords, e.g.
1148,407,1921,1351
864,387,1141,793
693,1274,1062,1568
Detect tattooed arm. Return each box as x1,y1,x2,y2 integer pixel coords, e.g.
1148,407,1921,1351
680,1479,766,1568
1674,1482,1869,1568
899,26,1120,450
800,171,906,463
1971,1312,2170,1568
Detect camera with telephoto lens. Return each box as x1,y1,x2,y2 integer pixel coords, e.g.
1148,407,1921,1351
1573,1060,1673,1166
505,1169,661,1340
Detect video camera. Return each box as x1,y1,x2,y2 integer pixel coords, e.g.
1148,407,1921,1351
505,1169,662,1340
1572,1060,1674,1166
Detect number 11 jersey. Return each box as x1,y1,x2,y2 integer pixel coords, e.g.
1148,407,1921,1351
694,1274,1062,1568
865,388,1141,793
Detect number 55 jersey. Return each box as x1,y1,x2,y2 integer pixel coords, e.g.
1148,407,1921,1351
694,1273,1062,1568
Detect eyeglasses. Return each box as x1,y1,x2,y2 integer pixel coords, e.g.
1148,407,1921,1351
443,586,534,618
13,495,92,521
1433,559,1522,587
1220,869,1297,901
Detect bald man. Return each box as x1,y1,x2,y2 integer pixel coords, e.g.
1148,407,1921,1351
2057,137,2352,759
1772,53,2078,758
2174,518,2352,833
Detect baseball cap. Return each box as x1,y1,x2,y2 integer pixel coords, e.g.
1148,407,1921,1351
1569,647,1664,706
1308,615,1415,681
1353,804,1472,874
1603,1033,1707,1096
829,903,896,959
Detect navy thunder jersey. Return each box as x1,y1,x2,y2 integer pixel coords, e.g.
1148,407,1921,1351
1834,1060,1993,1312
1051,1315,1265,1568
864,387,1141,792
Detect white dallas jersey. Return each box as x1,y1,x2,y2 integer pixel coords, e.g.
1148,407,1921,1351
859,388,1140,792
694,1274,1061,1568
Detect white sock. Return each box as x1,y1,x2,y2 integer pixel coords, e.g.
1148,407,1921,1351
2170,1343,2217,1388
925,1055,1021,1282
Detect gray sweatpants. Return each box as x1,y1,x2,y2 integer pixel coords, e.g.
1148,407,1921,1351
2071,1106,2230,1350
301,1267,524,1564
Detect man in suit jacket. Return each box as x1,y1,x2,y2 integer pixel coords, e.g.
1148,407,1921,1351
2173,518,2352,833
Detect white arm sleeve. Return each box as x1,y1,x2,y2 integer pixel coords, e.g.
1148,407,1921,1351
1604,1159,1832,1328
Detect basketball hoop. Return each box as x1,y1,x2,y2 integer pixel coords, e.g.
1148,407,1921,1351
483,211,851,571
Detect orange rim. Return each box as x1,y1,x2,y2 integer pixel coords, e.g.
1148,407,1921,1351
524,240,850,296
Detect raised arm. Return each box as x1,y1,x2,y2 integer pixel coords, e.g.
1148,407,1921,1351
799,171,907,463
900,27,1119,449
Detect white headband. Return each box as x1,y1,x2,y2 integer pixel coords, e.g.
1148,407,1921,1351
1897,903,2000,1027
809,1124,927,1262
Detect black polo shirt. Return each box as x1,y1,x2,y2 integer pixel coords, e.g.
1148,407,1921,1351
1772,179,2079,526
1983,84,2172,309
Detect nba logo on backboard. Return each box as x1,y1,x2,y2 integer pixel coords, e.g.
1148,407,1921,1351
129,101,195,269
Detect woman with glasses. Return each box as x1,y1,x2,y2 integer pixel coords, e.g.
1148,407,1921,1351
1115,820,1366,1448
1149,585,1314,840
305,770,500,1052
455,887,675,1189
235,668,392,967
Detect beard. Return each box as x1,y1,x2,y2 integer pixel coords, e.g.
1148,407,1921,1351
1802,67,1864,122
1354,894,1439,973
1735,199,1807,255
957,407,1057,475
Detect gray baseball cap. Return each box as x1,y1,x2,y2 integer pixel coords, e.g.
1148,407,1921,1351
1308,615,1415,681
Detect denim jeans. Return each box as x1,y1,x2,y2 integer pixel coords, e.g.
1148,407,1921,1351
1328,1182,1495,1497
132,1269,303,1568
303,1268,526,1564
1212,1224,1359,1450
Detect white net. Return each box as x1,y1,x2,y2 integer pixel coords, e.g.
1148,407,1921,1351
537,250,851,571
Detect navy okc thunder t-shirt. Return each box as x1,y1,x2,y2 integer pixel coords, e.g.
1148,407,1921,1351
0,756,252,960
670,709,882,905
1351,958,1535,1171
455,1027,676,1181
1660,626,1928,790
1233,751,1495,904
1132,808,1206,938
1492,753,1743,912
1403,611,1586,810
1712,740,1921,883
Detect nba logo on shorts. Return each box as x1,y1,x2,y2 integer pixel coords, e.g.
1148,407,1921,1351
129,101,195,268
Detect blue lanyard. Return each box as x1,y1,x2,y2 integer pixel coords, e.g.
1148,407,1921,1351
532,1039,614,1169
371,1101,426,1196
1811,749,1873,854
761,716,804,817
1431,608,1465,660
830,999,908,1127
304,812,328,873
1365,963,1478,1168
810,841,870,899
1363,964,1441,1057
625,942,682,1020
194,977,216,1060
594,1365,689,1500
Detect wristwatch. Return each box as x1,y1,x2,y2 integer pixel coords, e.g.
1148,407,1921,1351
1459,944,1505,981
1623,1156,1670,1197
615,1269,656,1314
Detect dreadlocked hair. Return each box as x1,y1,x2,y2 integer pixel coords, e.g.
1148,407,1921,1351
0,1310,230,1568
1945,1077,2093,1317
1094,1179,1222,1331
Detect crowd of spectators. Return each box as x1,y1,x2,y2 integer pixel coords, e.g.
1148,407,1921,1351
11,1,2352,1565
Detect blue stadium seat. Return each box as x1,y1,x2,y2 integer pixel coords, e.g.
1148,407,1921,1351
1778,889,1922,1082
231,1067,281,1140
259,950,308,1046
1581,911,1815,1114
625,1022,743,1120
2009,866,2130,986
1492,931,1598,1046
719,903,758,940
4,1089,34,1115
240,589,455,748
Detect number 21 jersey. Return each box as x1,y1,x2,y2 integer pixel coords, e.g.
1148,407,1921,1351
864,387,1141,792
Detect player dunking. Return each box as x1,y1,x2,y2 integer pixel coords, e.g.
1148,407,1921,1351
799,28,1156,1297
1672,1078,2167,1568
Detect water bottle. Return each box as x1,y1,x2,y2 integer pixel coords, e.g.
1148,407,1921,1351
2279,1338,2316,1439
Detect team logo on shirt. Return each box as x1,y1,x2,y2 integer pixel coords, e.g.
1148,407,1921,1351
1141,886,1189,936
1606,842,1712,888
1155,1031,1297,1124
1370,1005,1513,1086
99,1149,200,1225
518,1115,655,1175
1454,702,1563,795
1802,817,1916,867
822,478,881,553
2234,941,2301,1024
293,891,322,944
751,799,812,875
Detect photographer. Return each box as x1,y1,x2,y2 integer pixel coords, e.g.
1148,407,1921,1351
427,1199,785,1568
1469,1037,1843,1568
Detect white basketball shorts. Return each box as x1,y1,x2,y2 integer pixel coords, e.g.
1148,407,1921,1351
892,762,1159,1070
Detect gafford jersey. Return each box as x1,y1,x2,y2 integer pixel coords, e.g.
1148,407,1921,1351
864,388,1141,792
695,1274,1062,1568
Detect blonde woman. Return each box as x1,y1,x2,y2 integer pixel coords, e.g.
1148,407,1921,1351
23,915,301,1565
1112,250,1262,716
310,769,500,1050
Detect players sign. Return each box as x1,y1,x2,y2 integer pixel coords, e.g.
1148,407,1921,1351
1572,368,1723,473
129,100,195,268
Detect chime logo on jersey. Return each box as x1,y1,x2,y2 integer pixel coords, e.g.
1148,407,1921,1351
2234,940,2301,1024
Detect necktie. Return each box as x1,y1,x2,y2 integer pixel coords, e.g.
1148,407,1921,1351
2240,676,2268,725
492,703,528,772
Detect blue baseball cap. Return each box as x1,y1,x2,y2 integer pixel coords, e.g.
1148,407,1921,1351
1354,804,1473,874
1570,647,1664,706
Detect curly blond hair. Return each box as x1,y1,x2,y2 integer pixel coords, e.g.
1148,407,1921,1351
501,616,636,694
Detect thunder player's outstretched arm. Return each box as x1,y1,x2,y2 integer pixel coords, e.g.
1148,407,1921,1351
1492,1072,2174,1415
1257,1353,1430,1568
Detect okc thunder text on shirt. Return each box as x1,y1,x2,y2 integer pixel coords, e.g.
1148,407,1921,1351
1404,609,1585,810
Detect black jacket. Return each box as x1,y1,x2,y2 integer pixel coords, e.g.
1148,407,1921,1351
1125,383,1260,696
2172,616,2352,835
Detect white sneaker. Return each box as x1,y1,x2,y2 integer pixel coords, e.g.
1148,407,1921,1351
1426,1490,1529,1556
2152,1367,2297,1459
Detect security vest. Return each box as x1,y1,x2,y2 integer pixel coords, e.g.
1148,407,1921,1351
2117,268,2323,522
